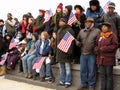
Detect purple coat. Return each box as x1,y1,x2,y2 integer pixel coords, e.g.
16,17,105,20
96,33,118,66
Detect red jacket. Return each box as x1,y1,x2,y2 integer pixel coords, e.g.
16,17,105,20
96,33,118,66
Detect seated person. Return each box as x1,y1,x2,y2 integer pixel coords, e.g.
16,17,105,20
32,31,53,82
22,33,39,78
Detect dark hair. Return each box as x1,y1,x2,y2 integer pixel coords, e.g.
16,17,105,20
74,5,84,12
0,19,4,23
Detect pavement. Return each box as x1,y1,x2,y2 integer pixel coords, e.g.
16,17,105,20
0,76,55,90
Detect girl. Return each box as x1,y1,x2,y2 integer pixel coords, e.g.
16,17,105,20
32,31,51,82
96,22,118,90
22,33,38,78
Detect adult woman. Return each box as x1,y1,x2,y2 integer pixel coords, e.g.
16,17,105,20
95,22,118,90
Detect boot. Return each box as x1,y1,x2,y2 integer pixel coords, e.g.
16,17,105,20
24,73,29,78
28,73,32,79
0,66,7,76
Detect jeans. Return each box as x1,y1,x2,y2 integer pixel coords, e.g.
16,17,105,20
32,57,53,78
99,65,113,90
59,62,72,85
22,54,36,73
80,54,97,87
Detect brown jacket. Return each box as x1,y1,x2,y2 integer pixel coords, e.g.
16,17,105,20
76,27,101,55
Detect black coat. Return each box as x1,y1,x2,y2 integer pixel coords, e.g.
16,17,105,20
56,25,75,62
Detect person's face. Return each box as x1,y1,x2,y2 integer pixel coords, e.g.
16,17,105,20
91,5,97,11
108,7,115,14
7,14,12,19
75,8,81,14
101,25,109,33
64,8,69,15
52,32,56,39
0,22,4,26
40,33,45,40
85,21,93,28
56,8,62,13
59,21,66,27
32,35,36,41
39,11,43,16
28,18,32,24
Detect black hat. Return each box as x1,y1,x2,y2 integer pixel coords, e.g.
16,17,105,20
101,22,111,28
60,18,68,23
74,5,84,12
65,5,73,12
89,0,100,6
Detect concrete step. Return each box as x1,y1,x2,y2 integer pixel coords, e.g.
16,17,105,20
4,64,120,90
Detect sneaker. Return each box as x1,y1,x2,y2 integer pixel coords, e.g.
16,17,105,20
77,85,88,90
48,77,55,83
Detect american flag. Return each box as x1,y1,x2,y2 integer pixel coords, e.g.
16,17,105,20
68,12,77,26
44,9,52,23
32,57,46,70
103,0,111,13
0,53,8,65
57,32,75,53
9,38,18,49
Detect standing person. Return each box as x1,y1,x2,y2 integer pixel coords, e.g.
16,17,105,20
72,5,86,63
20,14,29,40
22,33,38,78
33,10,45,34
64,5,73,21
0,19,5,37
56,18,74,88
74,5,86,32
5,13,16,36
26,18,34,39
86,0,104,28
76,17,101,90
95,22,118,90
101,2,120,44
52,3,63,33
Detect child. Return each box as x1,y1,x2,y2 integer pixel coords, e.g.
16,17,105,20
22,33,38,78
32,31,52,82
96,22,118,90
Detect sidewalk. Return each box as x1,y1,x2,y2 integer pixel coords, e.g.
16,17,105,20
0,77,54,90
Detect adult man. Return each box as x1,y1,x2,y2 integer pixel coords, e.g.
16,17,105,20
76,17,101,90
5,13,16,36
56,18,74,88
101,2,120,42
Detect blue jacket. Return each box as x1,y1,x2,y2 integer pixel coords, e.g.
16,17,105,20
86,6,104,28
36,39,50,56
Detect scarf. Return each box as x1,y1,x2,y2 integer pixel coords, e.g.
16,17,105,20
100,31,113,39
75,13,81,21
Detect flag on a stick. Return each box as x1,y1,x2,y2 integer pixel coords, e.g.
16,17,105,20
57,32,75,53
68,12,77,26
32,57,46,70
103,0,111,13
9,38,18,49
44,9,52,23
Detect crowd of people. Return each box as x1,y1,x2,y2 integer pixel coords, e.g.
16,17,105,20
0,0,120,90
